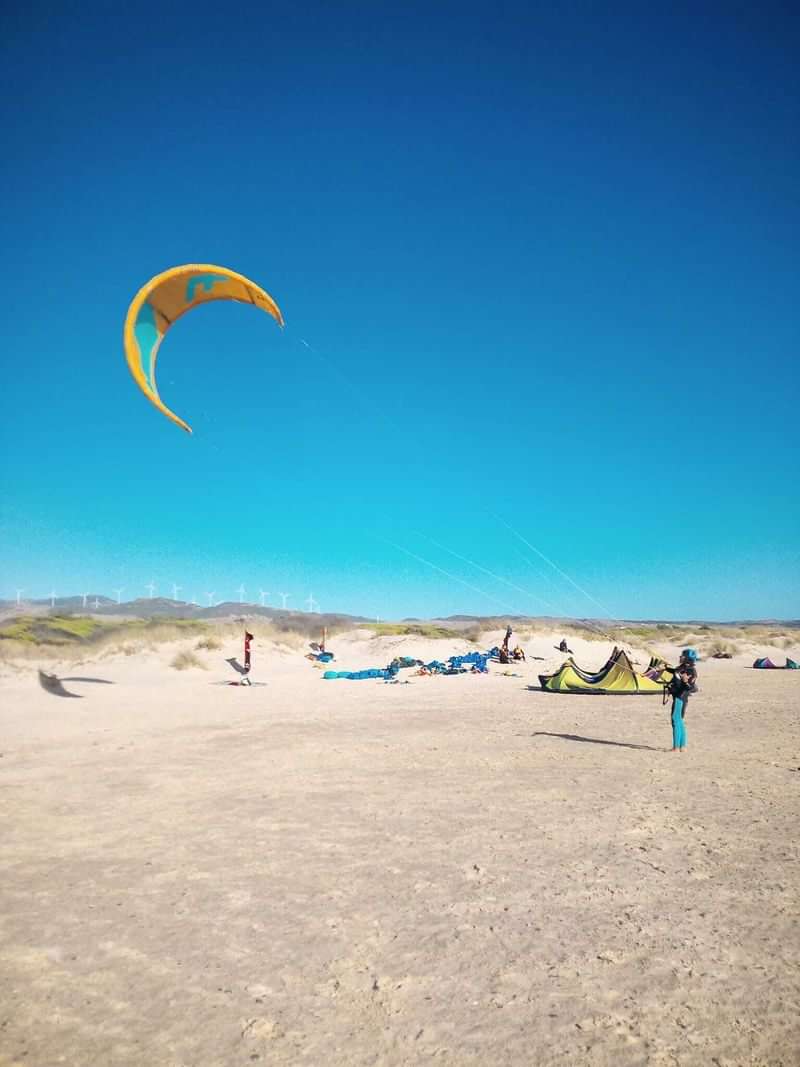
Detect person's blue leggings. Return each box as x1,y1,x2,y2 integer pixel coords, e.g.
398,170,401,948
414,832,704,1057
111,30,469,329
671,698,686,749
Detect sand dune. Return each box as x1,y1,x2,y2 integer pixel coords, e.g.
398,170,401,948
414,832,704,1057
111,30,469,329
1,628,798,1065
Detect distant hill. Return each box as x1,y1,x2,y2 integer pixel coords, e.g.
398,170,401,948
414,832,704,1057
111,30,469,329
0,596,797,629
0,595,369,629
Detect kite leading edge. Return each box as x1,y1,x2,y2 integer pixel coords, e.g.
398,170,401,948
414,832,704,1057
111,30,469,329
123,263,284,433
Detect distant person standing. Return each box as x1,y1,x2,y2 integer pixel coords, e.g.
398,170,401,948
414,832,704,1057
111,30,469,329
242,630,254,686
666,648,698,752
500,625,513,664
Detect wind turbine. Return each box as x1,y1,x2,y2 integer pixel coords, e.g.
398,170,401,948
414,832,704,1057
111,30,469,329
81,592,89,609
236,583,246,604
146,581,157,599
171,583,181,601
48,589,57,608
15,589,24,607
305,593,318,613
93,598,100,610
259,589,269,607
278,592,290,610
206,592,216,606
113,587,125,605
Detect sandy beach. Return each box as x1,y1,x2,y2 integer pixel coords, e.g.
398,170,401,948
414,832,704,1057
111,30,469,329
1,628,798,1066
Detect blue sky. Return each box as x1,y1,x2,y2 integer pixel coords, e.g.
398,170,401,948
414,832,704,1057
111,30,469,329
1,3,797,620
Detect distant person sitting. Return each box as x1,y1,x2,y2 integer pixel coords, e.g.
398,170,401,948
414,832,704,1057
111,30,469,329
558,638,573,654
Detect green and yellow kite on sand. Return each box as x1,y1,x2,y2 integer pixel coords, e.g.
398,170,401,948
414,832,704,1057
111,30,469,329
539,648,666,694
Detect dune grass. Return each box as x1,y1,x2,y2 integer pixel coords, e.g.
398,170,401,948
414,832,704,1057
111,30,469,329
0,614,108,645
0,615,220,666
195,636,223,651
706,639,740,657
171,650,206,671
0,613,325,667
1,611,794,669
365,622,480,642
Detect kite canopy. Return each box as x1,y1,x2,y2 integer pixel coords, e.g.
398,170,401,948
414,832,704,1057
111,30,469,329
123,264,284,433
539,648,665,694
751,657,799,669
644,655,672,682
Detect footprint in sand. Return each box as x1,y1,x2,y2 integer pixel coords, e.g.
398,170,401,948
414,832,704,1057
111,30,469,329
241,1017,283,1041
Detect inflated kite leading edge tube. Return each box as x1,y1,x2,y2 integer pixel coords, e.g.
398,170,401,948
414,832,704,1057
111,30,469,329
123,264,284,433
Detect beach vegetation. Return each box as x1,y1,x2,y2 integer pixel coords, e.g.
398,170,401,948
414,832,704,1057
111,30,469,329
0,614,106,645
366,622,472,640
171,650,206,670
195,636,222,651
706,639,739,657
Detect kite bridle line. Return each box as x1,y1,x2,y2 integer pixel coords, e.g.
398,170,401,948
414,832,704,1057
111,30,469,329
378,537,530,619
412,530,564,616
384,532,665,686
285,328,544,621
491,513,617,619
281,329,667,676
490,512,671,679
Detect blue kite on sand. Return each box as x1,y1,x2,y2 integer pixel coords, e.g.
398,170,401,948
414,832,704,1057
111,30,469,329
323,648,494,681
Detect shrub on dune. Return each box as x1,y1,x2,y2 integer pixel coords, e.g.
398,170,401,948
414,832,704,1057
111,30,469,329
195,636,222,651
171,650,206,671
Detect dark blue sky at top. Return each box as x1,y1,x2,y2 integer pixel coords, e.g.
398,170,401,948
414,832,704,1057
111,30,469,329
1,2,797,620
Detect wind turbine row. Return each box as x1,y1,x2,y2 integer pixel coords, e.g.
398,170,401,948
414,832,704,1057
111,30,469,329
8,586,316,612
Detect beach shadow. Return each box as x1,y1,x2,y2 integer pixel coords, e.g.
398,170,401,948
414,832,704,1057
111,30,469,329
37,670,114,699
225,657,248,676
526,685,612,695
210,680,267,687
531,731,663,752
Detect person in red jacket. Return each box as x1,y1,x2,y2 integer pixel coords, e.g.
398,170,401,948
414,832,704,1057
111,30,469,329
242,631,254,685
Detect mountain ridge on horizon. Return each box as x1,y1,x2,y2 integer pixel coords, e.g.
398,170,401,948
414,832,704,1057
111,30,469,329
0,596,797,629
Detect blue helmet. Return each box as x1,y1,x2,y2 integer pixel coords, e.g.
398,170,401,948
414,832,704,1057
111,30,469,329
681,647,698,662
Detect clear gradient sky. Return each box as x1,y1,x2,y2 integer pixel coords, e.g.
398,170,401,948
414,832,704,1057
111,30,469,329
1,3,798,621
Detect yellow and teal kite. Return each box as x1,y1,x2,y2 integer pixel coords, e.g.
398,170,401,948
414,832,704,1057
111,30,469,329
123,264,284,433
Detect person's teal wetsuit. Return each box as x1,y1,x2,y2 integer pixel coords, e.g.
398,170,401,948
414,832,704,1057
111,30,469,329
671,697,687,749
666,658,696,751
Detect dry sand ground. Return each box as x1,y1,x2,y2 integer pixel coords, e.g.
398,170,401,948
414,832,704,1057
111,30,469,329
1,629,798,1066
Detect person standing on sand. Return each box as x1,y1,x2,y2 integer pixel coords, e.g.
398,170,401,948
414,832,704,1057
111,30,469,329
242,630,254,686
665,648,698,752
499,625,513,664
